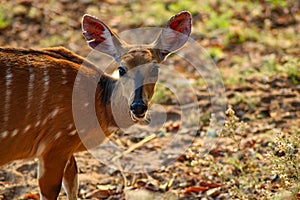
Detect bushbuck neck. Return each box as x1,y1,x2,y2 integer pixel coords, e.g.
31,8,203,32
0,11,191,200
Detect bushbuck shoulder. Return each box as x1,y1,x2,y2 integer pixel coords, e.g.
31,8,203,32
0,11,191,200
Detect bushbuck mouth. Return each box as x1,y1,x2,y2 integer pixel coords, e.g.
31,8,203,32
130,110,146,122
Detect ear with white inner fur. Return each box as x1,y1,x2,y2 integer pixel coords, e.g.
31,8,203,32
82,14,126,61
154,11,192,61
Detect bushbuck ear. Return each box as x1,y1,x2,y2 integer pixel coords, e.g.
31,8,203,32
154,11,192,61
82,14,125,61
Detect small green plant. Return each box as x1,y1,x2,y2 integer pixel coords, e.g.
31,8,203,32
257,54,282,77
208,47,224,62
39,34,66,47
152,84,173,104
225,27,259,46
284,58,300,84
205,10,232,31
192,78,206,88
0,4,11,29
168,0,199,15
230,92,260,111
266,0,288,8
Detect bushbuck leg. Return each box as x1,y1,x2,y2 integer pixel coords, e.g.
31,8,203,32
38,154,77,199
0,11,191,200
62,156,78,199
38,154,69,199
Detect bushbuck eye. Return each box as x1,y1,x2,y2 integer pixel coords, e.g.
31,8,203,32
118,66,126,76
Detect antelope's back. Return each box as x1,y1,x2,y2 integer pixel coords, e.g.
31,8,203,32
0,47,86,164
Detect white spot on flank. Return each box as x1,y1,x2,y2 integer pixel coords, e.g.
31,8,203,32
69,130,77,136
36,142,46,157
11,129,19,137
43,69,49,98
43,69,49,87
6,70,13,84
54,132,62,140
50,107,59,118
67,124,73,130
35,120,41,127
84,102,89,107
24,125,31,132
62,69,67,85
4,67,12,126
6,89,11,101
37,67,48,121
27,67,34,110
62,80,68,85
1,131,8,138
42,118,48,126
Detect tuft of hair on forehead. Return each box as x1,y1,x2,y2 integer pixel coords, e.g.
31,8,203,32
122,49,153,67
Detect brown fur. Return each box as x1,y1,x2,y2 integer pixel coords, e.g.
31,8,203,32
0,11,191,200
0,47,116,199
0,46,158,199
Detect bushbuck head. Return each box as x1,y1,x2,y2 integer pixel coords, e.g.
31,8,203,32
82,11,191,126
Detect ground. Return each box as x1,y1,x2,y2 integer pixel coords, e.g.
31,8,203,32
0,0,300,199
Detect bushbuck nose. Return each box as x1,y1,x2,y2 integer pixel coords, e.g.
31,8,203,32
130,101,147,117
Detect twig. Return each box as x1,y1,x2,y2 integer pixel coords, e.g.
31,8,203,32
111,133,157,162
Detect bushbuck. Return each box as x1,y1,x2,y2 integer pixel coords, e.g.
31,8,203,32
0,11,191,199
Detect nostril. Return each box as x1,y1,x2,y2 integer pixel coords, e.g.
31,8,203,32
130,102,147,117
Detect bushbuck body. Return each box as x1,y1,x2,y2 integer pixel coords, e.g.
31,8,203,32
0,11,191,199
